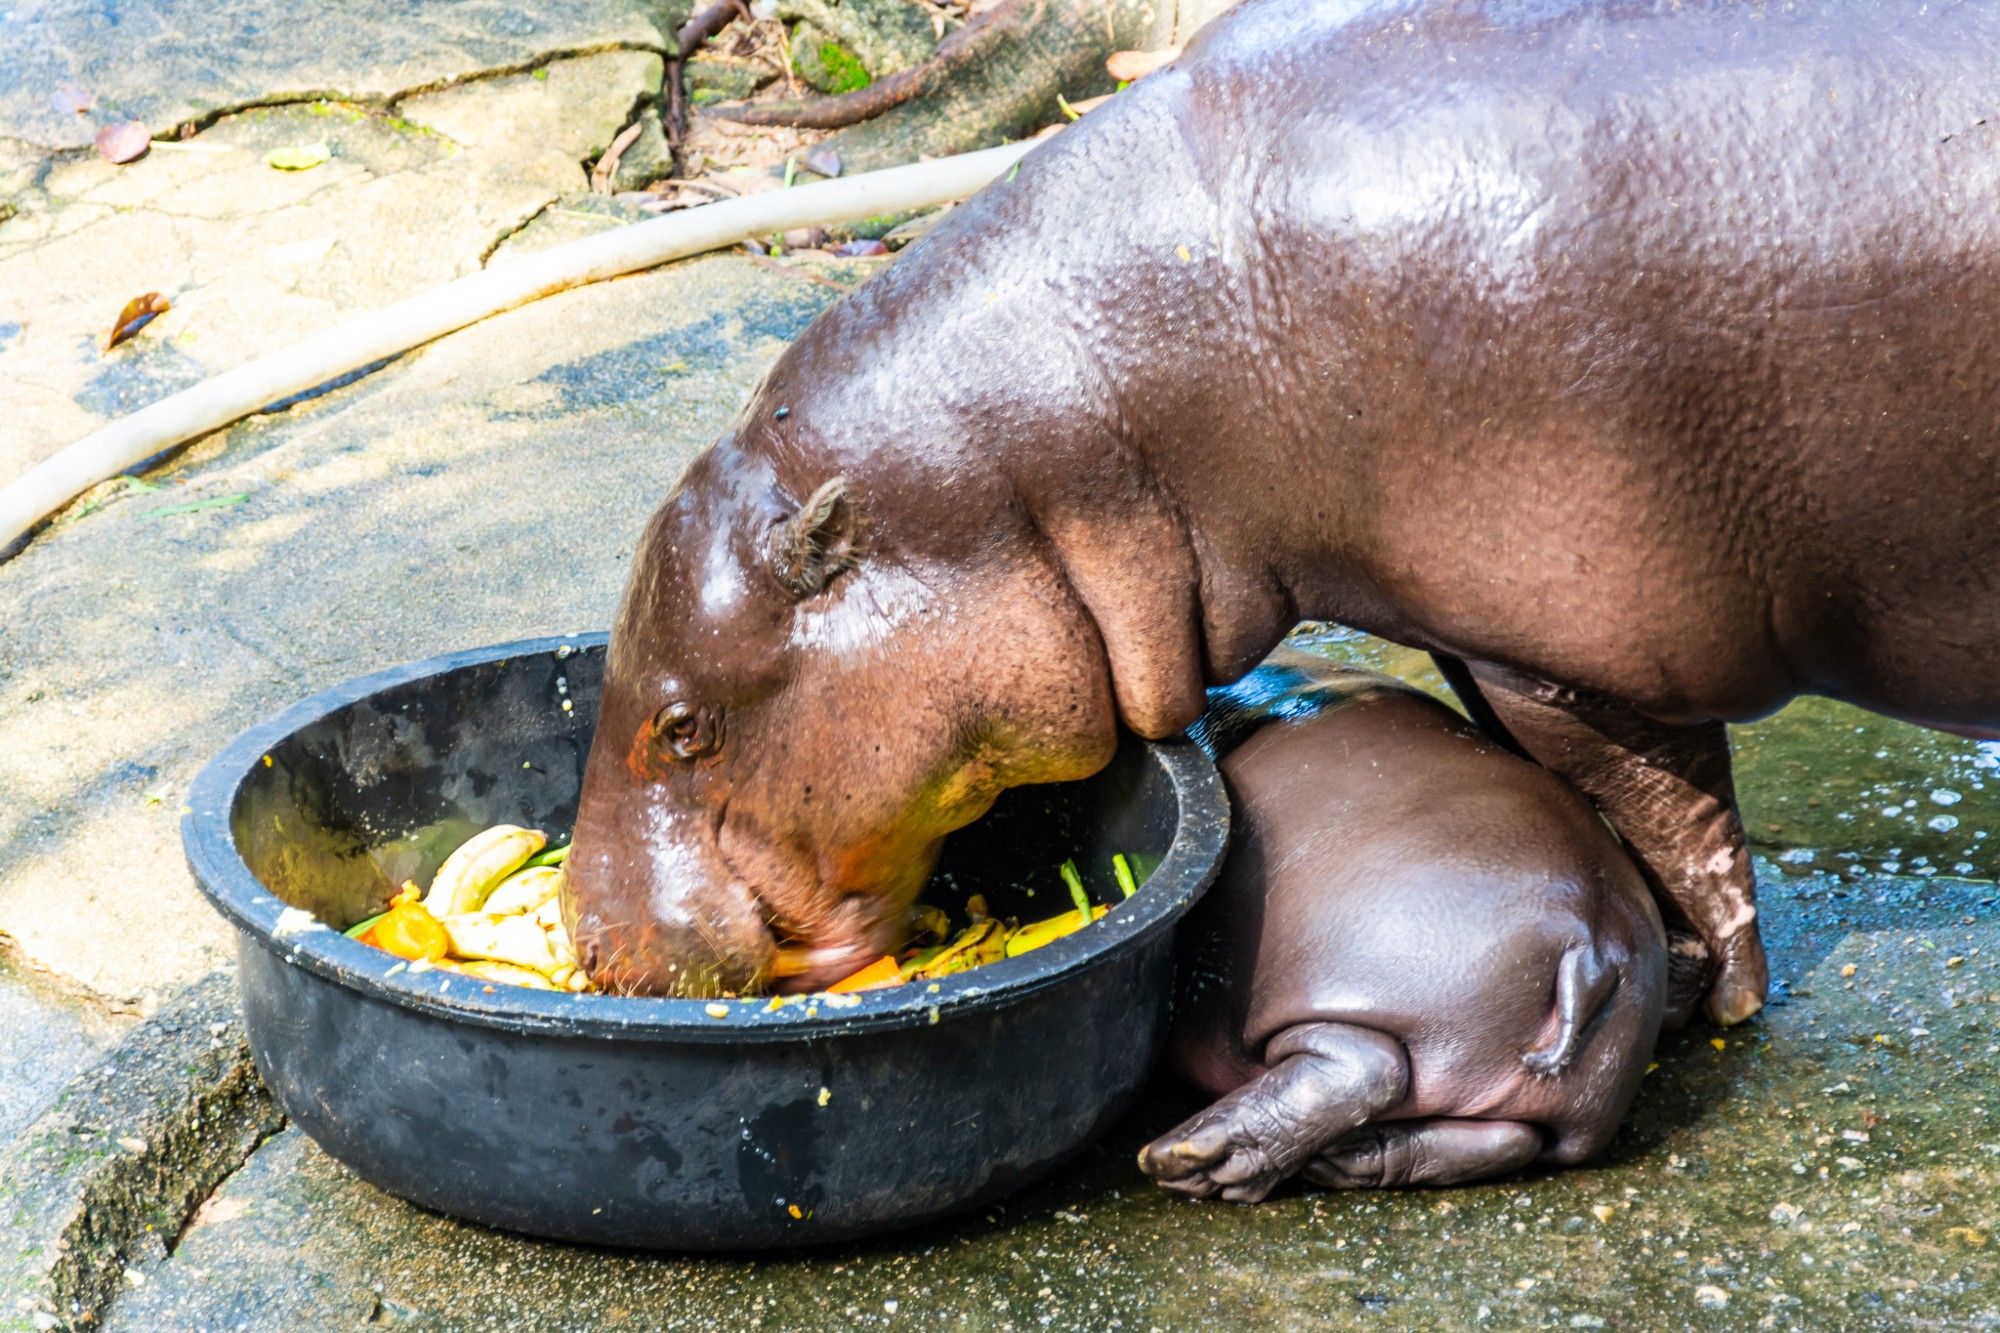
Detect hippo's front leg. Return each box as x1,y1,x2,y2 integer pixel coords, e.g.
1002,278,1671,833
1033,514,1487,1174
1138,1023,1408,1204
1461,663,1766,1028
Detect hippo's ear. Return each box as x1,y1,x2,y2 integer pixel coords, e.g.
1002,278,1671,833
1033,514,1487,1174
769,476,859,598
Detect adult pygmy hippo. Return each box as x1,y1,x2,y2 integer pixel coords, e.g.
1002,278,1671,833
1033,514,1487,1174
565,0,2000,1021
1142,650,1669,1201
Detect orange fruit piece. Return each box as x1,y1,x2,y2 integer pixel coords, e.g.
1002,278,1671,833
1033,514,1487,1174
826,955,905,992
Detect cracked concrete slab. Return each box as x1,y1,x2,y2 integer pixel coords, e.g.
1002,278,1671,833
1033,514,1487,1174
0,250,862,1007
0,0,669,153
0,971,281,1333
0,50,665,486
0,955,130,1146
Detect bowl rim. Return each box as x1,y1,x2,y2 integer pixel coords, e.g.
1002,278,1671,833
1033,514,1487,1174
182,634,1228,1043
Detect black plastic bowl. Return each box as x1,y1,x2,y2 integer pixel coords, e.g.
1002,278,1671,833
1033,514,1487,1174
183,635,1227,1249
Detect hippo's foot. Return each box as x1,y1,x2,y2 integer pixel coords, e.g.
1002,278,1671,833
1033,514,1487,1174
1303,1118,1543,1190
1138,1023,1408,1204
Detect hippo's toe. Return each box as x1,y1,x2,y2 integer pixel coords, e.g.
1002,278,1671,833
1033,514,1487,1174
1138,1109,1286,1203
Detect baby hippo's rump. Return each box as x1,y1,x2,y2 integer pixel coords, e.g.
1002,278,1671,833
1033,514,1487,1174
1141,651,1669,1202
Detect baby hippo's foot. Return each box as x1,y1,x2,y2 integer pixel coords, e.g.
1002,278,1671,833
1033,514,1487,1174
1304,1118,1542,1190
1139,1023,1408,1203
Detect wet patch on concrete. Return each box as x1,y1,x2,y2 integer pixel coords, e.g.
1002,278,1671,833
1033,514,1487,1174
1289,624,2000,884
1732,698,1998,878
72,338,211,420
489,287,843,421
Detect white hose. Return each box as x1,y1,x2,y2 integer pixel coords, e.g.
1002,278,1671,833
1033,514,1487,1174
0,139,1035,556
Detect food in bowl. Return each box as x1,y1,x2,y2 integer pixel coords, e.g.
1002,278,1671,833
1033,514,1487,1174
345,822,1149,995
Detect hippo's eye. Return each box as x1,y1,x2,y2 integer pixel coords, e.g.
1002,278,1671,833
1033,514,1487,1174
653,701,723,762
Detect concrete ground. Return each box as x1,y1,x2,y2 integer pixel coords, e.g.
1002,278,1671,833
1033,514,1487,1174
2,2,1997,1328
97,860,2000,1330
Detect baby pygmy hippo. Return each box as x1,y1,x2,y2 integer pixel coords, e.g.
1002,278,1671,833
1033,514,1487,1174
1141,650,1675,1202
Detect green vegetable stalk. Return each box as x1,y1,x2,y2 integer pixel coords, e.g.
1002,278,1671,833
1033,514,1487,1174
1059,859,1092,919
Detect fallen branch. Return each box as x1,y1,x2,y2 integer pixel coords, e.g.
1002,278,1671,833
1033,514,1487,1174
677,0,749,57
589,120,645,193
670,0,752,175
0,140,1035,558
709,0,1039,130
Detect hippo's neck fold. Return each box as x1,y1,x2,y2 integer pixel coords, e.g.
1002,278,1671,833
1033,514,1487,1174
752,103,1365,723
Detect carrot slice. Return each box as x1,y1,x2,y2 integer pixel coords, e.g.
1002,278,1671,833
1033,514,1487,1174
826,954,905,992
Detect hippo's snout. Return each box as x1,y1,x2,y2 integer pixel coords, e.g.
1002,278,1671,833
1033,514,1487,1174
562,813,777,998
568,910,771,998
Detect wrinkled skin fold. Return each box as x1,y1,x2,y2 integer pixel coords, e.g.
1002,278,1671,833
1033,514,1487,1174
567,0,2000,1018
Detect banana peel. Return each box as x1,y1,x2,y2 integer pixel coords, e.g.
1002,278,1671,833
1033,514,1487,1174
913,919,1007,979
455,959,559,990
361,823,1150,998
1002,904,1108,958
907,903,952,947
351,825,592,992
440,911,563,974
483,864,563,916
422,824,544,916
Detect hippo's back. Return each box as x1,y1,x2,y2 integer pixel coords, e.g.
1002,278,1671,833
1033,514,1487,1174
1127,0,2000,724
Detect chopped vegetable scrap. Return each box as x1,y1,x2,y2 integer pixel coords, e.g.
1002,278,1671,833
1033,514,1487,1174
814,856,1136,993
347,823,1149,1000
346,823,594,992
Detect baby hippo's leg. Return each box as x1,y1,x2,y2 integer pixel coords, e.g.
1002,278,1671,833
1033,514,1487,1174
1139,1023,1408,1204
1305,1119,1543,1190
1521,941,1617,1078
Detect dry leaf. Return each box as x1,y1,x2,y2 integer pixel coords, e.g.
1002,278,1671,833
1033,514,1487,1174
1106,47,1181,83
104,292,169,352
51,84,94,115
94,120,151,164
264,142,331,171
590,121,645,193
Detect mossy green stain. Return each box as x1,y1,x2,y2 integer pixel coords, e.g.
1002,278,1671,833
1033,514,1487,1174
797,39,871,95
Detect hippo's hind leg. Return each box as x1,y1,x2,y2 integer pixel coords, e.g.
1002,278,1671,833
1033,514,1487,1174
1138,1023,1407,1204
1304,1119,1542,1189
1521,941,1617,1078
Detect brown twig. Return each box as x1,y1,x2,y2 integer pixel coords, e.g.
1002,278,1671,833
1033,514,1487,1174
670,0,753,176
708,0,1037,130
676,0,749,58
665,55,688,178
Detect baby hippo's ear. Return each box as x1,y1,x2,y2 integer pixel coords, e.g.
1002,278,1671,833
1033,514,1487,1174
770,476,859,598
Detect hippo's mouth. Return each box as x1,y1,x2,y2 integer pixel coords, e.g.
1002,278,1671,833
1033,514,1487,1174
721,843,905,994
769,940,895,993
